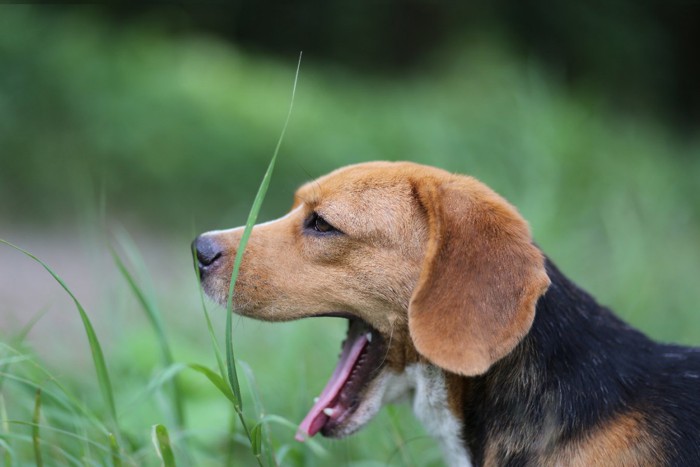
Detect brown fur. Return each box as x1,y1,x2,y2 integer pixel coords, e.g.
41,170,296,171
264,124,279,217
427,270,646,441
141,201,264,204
207,162,547,377
547,411,666,467
198,161,684,463
408,173,550,375
479,409,666,467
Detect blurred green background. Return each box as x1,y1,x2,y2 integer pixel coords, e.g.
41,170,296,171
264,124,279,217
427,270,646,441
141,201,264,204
1,3,699,466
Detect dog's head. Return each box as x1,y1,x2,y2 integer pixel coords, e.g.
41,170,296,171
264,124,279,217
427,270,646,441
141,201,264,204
194,161,550,439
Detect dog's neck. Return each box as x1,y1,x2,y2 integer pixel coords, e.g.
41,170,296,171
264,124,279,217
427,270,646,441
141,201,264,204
458,257,656,465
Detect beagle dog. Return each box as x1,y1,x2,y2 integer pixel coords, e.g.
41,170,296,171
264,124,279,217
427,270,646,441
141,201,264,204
194,162,700,466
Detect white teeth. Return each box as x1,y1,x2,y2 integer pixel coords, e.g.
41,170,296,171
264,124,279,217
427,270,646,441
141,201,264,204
314,397,319,403
366,332,373,342
323,408,335,417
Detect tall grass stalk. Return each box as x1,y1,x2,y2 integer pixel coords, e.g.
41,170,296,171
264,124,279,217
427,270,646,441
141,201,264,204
191,249,227,377
239,361,275,466
111,243,186,429
1,394,13,465
109,433,121,467
219,51,302,465
32,389,43,467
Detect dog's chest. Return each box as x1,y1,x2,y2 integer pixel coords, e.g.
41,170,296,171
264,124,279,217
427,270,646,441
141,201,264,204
397,364,473,467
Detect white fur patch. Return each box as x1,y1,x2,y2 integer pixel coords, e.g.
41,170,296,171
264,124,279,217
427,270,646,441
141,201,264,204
403,364,473,467
347,364,473,466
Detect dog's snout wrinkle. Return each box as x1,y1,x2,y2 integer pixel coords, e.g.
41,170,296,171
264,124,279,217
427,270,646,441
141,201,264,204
193,234,224,269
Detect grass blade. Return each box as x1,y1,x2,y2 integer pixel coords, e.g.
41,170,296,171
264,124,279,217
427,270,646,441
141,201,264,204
216,52,302,467
109,433,121,467
258,414,327,458
190,246,226,377
151,424,176,467
0,394,13,466
77,421,91,465
120,363,187,415
110,244,185,428
13,309,47,344
0,438,12,467
0,309,46,393
186,364,236,404
250,423,262,457
224,49,302,413
0,239,120,439
110,244,170,360
239,361,276,466
32,389,43,467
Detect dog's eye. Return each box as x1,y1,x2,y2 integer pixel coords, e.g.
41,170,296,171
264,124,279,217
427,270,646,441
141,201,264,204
306,212,338,234
314,214,335,233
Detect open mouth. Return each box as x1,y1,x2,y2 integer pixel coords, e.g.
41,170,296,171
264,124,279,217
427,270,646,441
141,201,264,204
296,318,386,440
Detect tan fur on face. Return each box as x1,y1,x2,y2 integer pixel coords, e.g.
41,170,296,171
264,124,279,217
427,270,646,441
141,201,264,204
201,161,549,376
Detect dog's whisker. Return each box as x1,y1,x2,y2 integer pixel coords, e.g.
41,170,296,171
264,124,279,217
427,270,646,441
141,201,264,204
377,321,395,370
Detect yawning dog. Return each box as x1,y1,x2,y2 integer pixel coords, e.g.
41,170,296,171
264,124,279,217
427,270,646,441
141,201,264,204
194,161,700,466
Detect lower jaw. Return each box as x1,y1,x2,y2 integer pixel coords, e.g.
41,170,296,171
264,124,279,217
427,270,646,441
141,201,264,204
320,417,360,438
321,367,400,438
318,393,371,438
296,317,386,440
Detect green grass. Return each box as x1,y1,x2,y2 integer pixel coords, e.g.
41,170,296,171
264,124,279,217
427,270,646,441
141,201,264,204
0,239,120,437
1,4,700,467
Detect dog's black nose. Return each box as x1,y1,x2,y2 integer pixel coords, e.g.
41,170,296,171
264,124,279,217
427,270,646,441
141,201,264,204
193,235,223,269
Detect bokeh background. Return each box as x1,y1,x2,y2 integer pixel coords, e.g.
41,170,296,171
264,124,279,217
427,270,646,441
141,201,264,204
1,3,699,465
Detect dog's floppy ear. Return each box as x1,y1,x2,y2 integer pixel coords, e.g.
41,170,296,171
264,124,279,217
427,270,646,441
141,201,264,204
408,174,550,376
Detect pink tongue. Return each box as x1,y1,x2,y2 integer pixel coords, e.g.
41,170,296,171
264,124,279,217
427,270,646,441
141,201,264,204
295,333,369,441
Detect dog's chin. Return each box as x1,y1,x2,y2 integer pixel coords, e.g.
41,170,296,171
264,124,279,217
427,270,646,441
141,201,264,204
201,275,249,310
200,274,226,305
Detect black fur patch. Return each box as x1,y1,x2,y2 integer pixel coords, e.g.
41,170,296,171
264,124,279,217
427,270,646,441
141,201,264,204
460,257,700,466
